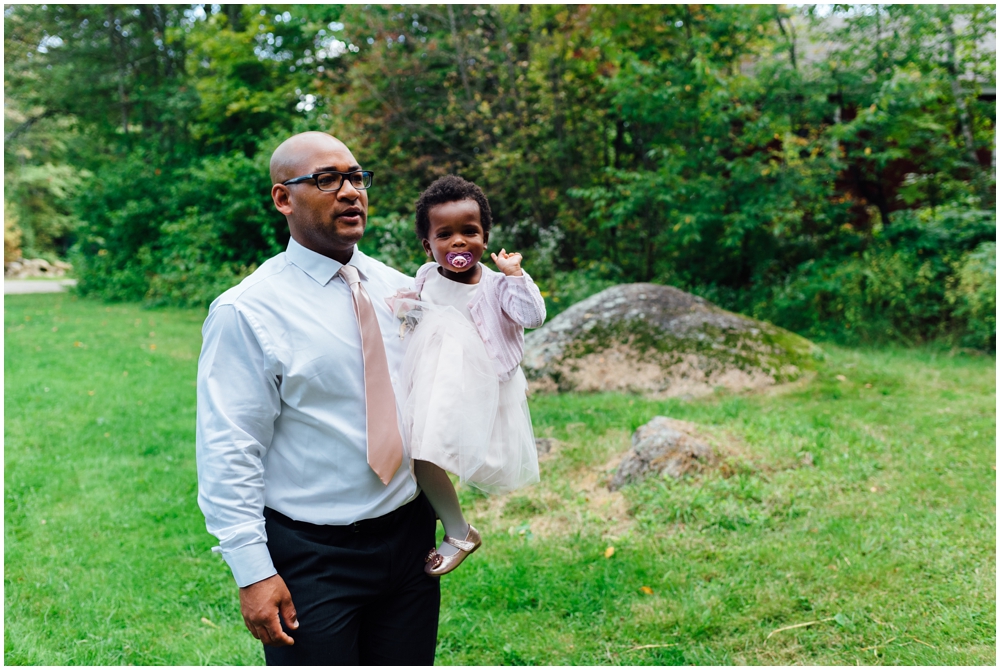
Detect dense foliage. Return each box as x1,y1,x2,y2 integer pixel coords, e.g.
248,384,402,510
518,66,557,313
4,4,995,347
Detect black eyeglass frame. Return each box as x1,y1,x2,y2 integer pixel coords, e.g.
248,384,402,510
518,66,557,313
281,170,375,192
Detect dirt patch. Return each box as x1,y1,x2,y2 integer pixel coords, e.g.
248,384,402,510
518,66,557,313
550,345,782,396
551,344,667,393
469,419,754,541
526,454,634,540
468,430,635,540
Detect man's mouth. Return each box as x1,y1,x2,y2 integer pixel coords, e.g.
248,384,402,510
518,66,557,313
337,207,364,224
446,252,474,269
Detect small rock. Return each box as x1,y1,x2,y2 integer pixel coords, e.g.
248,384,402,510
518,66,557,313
609,416,715,491
535,437,558,455
800,451,815,467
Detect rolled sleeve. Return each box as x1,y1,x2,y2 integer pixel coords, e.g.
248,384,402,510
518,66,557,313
196,303,281,586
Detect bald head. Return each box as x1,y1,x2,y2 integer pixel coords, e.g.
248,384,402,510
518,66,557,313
269,132,350,184
269,131,369,264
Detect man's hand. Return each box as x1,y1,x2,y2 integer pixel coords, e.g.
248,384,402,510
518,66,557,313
491,248,524,277
239,574,299,646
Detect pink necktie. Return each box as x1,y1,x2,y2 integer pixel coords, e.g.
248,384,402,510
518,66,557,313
339,264,403,485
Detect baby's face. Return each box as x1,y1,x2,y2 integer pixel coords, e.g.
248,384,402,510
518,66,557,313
422,199,488,274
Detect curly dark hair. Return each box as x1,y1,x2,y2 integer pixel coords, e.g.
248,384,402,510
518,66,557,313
414,175,493,240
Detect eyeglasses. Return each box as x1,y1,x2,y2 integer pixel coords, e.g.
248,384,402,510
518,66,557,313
281,170,374,192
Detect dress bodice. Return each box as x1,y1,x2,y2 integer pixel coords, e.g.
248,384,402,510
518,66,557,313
420,265,482,322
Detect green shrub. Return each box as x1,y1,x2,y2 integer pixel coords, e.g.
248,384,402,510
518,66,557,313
71,150,284,307
747,206,995,347
357,212,426,276
4,163,89,258
946,242,996,351
537,264,622,319
143,208,259,308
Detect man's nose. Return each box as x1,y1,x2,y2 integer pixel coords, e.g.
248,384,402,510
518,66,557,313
337,179,361,200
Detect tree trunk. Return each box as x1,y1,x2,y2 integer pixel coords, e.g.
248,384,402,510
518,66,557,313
830,96,842,157
448,5,473,108
106,6,130,138
515,4,531,65
613,118,627,169
644,217,656,282
224,4,244,32
773,6,797,72
939,4,980,169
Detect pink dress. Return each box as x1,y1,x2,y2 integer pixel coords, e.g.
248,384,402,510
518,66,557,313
397,266,539,494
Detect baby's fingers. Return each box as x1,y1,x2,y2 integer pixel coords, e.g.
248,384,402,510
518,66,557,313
490,252,500,264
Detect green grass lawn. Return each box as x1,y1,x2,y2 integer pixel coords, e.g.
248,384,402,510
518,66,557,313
4,293,995,665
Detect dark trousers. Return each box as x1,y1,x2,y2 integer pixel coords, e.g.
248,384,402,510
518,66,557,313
262,494,440,666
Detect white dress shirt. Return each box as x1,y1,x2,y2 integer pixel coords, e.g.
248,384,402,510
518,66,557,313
196,237,418,587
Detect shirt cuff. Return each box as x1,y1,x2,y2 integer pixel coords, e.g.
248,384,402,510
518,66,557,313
222,542,277,588
503,272,532,283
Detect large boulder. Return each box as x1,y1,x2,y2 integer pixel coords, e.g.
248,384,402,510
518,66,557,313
524,283,821,395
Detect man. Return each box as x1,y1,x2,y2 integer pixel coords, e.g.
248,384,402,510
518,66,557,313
196,132,439,665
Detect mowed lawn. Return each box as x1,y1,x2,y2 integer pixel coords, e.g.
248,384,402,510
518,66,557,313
4,293,995,665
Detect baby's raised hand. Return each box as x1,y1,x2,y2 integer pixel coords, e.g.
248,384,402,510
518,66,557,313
491,249,524,277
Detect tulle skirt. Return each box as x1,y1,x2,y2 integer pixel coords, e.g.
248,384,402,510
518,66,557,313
399,302,539,494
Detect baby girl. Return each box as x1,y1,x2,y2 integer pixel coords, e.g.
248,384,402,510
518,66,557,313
390,175,546,576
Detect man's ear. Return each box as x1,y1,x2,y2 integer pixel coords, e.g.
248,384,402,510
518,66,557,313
421,238,433,257
272,184,293,216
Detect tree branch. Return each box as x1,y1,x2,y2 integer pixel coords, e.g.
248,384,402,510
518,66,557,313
4,110,55,144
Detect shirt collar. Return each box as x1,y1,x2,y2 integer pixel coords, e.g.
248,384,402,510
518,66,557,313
285,236,371,286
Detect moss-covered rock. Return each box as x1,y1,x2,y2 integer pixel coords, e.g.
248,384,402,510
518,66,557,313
524,283,822,395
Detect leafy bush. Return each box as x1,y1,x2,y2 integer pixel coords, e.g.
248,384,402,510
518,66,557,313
5,202,23,262
143,208,260,307
946,242,996,351
536,265,622,320
5,163,88,258
357,212,426,276
742,206,995,347
71,150,284,307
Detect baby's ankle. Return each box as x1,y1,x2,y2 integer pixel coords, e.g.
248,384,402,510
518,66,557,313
436,540,461,557
443,521,470,540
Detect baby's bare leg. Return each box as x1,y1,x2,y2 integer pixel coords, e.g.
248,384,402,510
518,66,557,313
414,459,469,557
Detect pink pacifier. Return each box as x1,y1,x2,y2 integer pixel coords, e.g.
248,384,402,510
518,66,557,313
446,252,474,269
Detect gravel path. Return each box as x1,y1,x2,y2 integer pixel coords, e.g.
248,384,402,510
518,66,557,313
4,279,77,294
